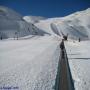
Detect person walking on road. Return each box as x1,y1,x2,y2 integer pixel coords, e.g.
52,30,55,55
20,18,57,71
60,39,65,50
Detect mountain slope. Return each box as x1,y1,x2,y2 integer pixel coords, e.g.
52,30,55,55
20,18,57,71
35,8,90,40
0,6,22,20
0,6,47,39
23,16,46,24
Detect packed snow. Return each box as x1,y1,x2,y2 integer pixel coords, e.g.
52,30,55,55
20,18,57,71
0,36,60,90
65,41,90,90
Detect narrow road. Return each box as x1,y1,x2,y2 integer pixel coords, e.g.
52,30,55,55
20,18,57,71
59,49,69,90
55,41,74,90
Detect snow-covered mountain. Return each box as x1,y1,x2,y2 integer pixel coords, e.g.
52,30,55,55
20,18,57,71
35,8,90,40
0,6,90,40
0,6,22,20
0,6,47,39
23,16,46,24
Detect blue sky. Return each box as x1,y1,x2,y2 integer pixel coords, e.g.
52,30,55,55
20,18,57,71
0,0,90,17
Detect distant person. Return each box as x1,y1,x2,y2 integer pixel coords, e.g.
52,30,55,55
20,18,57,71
63,35,67,41
60,39,65,58
79,38,81,42
60,39,65,50
0,36,2,40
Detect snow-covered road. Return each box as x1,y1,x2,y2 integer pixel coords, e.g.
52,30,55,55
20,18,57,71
0,36,60,90
65,41,90,90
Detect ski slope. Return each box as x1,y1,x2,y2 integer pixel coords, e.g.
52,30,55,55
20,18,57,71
0,36,60,90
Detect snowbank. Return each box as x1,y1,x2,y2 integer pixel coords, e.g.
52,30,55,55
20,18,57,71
65,41,90,90
0,36,60,90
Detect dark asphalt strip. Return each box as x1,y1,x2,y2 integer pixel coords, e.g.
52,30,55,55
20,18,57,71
55,41,75,90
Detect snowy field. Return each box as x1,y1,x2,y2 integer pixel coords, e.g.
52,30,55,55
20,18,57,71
0,36,60,90
65,41,90,90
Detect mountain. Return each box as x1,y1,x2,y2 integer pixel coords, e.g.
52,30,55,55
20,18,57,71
23,16,46,24
0,6,46,39
35,8,90,40
0,6,22,20
0,6,90,40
